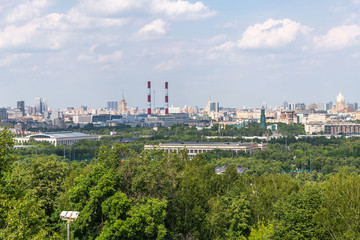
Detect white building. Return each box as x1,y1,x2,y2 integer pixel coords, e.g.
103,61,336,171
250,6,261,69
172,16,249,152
144,142,266,158
15,132,99,146
73,115,92,124
304,123,325,134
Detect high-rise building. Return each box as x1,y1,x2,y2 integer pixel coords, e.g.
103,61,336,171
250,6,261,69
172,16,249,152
317,102,327,111
282,100,289,110
295,103,306,111
348,102,358,111
119,91,128,114
34,97,43,114
210,102,219,112
327,102,333,110
259,107,266,129
0,108,8,121
329,93,349,113
107,101,118,111
34,97,48,114
17,101,25,116
205,96,219,113
42,98,48,113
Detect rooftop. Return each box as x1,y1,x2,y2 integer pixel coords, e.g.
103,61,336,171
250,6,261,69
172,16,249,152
27,131,93,139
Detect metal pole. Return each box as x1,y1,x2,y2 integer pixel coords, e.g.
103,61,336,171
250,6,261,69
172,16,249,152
67,221,70,240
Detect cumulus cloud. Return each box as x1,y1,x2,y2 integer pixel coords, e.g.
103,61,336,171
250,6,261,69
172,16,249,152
75,0,214,20
150,0,215,20
74,0,142,16
6,0,51,23
138,19,167,39
0,8,128,50
314,25,360,49
237,18,311,49
0,23,39,48
0,0,214,50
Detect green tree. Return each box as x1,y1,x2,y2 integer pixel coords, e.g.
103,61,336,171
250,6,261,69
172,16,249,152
0,195,54,239
0,129,15,178
272,185,326,239
315,169,360,239
248,221,273,240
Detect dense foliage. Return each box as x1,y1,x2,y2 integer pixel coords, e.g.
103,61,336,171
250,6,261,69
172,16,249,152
3,128,360,239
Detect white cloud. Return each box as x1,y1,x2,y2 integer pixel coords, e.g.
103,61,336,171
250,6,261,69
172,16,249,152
0,20,68,50
75,0,142,16
0,8,128,50
212,41,235,51
150,0,215,20
207,41,236,59
138,19,167,39
6,0,51,23
208,34,227,43
238,18,311,49
75,0,214,20
0,53,31,67
154,59,179,71
64,9,128,29
314,25,360,49
0,23,38,48
78,46,123,63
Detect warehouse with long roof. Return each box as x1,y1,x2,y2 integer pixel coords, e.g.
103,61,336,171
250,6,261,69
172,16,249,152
15,131,99,146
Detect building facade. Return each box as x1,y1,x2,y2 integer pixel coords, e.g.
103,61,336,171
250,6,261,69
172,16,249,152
324,123,360,135
15,131,99,146
119,92,128,114
0,108,8,121
144,142,267,158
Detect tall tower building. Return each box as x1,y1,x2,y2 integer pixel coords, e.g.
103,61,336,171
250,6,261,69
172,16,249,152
0,108,8,122
107,101,118,111
42,98,48,113
17,100,25,116
34,97,43,114
34,97,48,115
330,92,347,113
119,91,128,114
205,96,212,113
259,106,266,129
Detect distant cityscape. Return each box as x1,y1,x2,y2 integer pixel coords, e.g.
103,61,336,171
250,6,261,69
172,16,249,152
1,81,360,137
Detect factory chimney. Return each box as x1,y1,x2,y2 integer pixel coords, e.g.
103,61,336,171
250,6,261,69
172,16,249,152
147,81,151,115
165,82,169,115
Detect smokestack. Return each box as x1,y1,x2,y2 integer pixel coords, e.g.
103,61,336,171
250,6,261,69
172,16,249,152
147,81,151,115
165,82,169,115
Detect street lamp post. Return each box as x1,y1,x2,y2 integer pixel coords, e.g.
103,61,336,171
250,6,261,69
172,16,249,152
60,211,80,240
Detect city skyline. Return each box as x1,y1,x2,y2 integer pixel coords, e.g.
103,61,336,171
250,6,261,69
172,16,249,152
1,1,360,108
2,90,359,111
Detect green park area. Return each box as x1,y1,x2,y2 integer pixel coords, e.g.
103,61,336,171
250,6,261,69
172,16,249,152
1,123,360,239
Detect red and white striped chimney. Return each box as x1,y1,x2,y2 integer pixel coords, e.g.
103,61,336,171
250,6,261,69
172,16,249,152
147,81,151,115
165,82,169,115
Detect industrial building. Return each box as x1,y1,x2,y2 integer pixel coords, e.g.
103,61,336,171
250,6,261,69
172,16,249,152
144,142,266,158
15,131,99,146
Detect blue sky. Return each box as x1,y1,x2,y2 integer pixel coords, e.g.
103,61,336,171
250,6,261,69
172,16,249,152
1,0,360,109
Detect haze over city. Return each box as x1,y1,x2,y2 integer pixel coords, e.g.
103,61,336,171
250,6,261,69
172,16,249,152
1,0,360,109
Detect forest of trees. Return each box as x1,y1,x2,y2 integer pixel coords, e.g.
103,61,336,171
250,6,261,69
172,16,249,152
2,127,360,239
